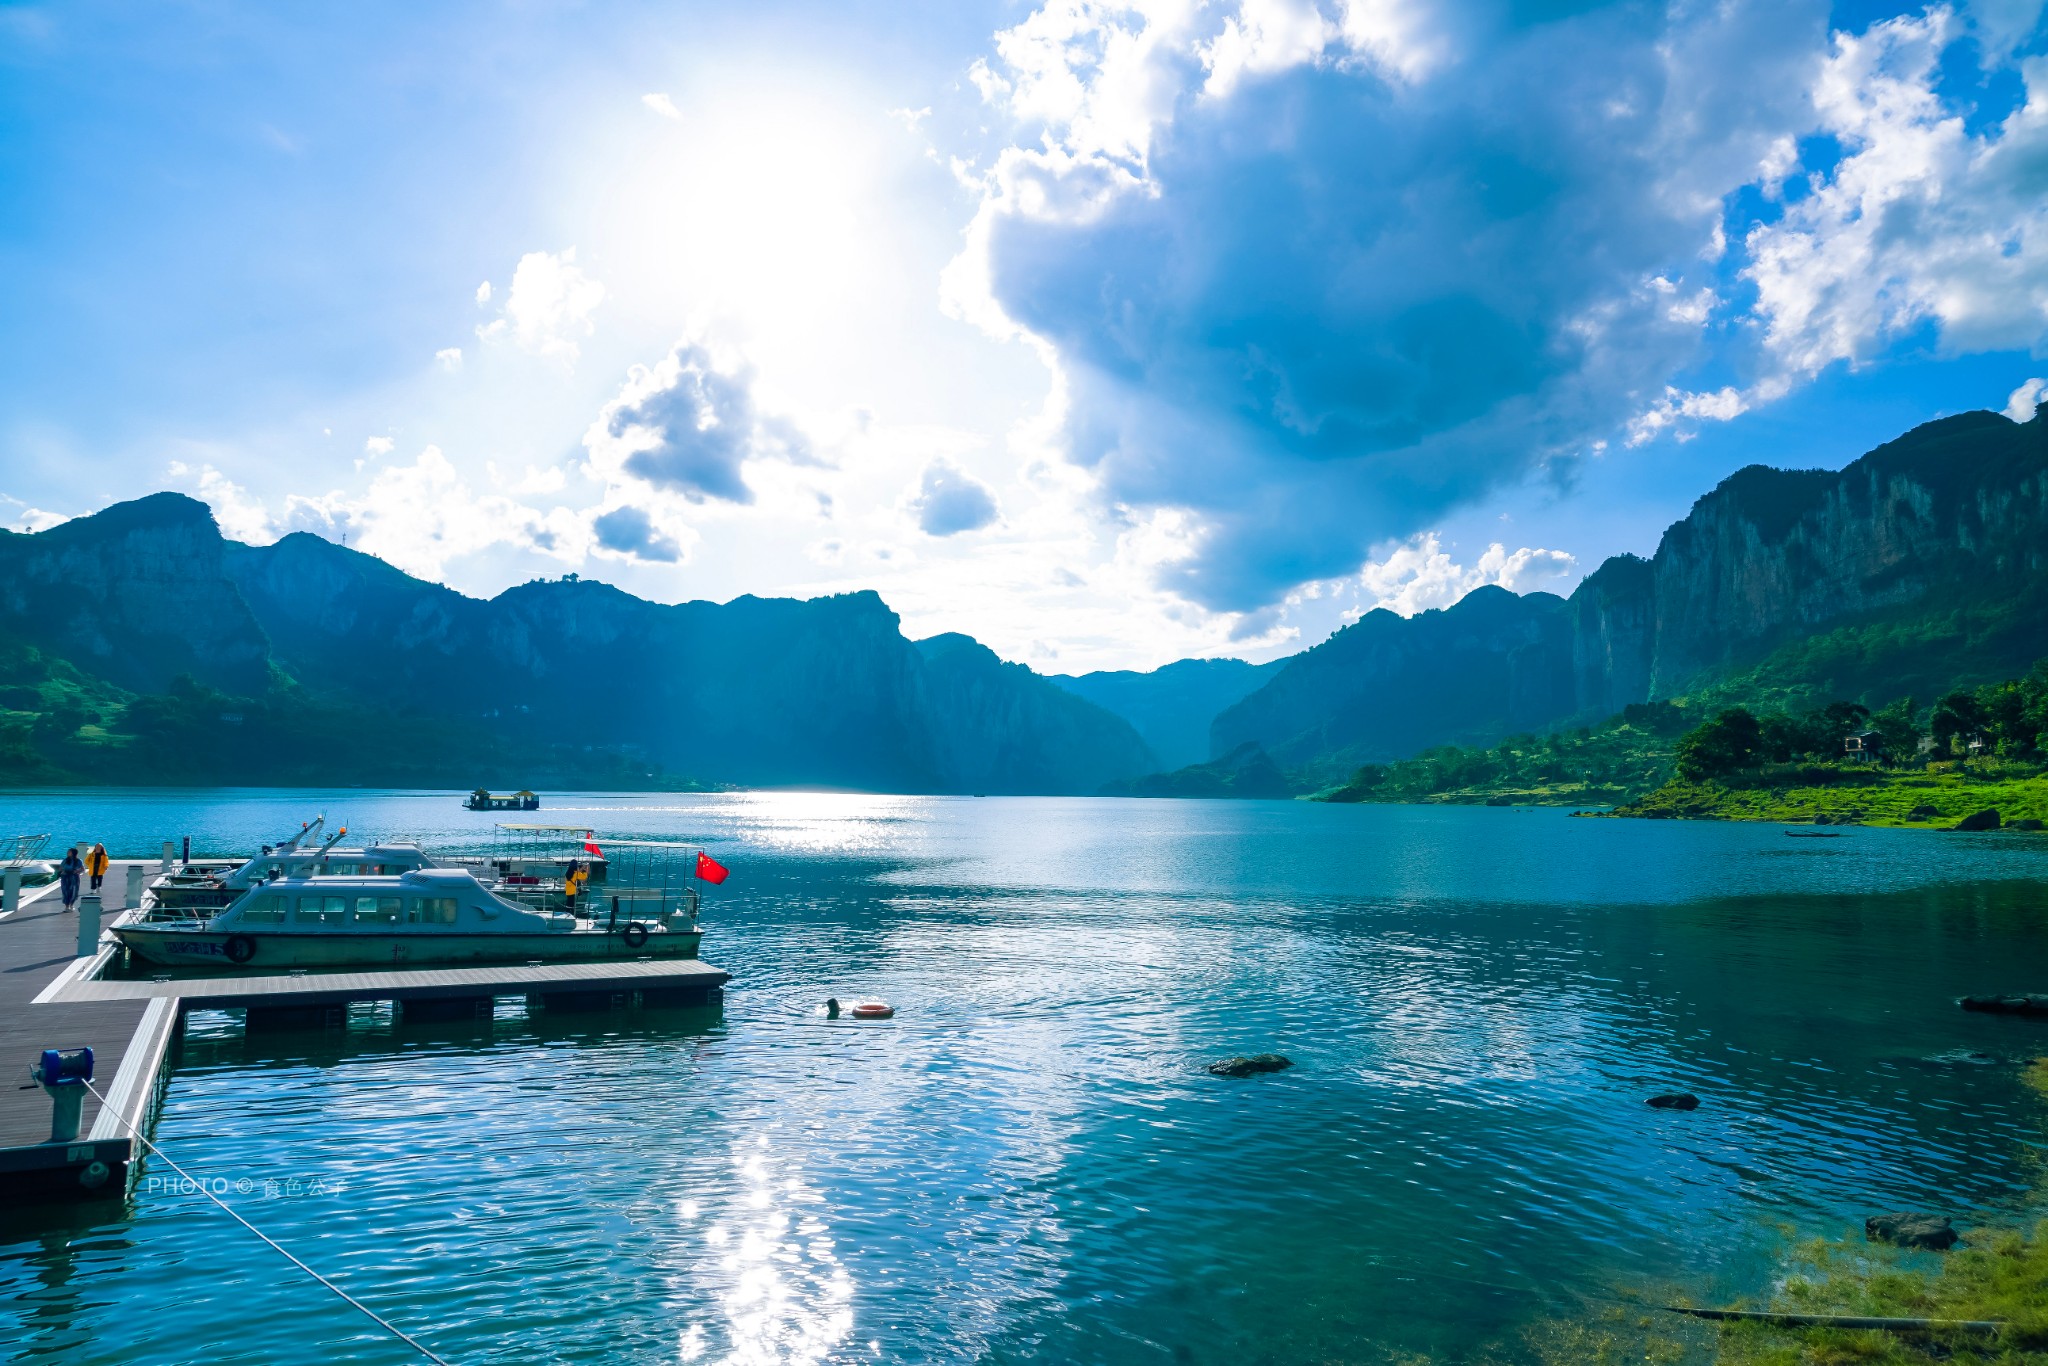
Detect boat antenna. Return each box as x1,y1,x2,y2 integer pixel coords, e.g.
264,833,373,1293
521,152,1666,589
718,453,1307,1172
80,1078,454,1365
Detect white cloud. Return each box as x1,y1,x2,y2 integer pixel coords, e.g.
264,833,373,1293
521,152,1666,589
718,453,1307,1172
1744,9,2048,376
0,494,66,534
364,436,394,456
167,460,278,545
475,280,492,305
584,339,811,505
1357,533,1577,617
952,0,1821,611
642,92,683,121
907,459,1000,536
2005,376,2047,422
435,347,463,372
281,446,582,580
1625,385,1749,446
476,248,604,361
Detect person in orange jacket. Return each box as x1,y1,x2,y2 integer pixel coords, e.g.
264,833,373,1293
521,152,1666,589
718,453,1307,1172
86,843,109,892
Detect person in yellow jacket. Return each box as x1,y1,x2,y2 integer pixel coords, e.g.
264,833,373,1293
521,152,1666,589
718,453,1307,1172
86,843,109,893
563,858,588,911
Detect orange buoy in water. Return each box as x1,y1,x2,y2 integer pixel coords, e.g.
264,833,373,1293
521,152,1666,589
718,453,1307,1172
849,1001,894,1020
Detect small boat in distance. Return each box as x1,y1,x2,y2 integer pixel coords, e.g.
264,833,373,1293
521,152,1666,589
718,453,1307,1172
466,789,540,811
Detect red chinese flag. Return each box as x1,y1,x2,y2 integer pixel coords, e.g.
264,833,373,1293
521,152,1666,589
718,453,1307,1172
695,851,729,885
584,841,602,857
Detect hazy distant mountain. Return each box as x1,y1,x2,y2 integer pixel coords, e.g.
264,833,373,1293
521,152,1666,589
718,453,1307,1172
1215,406,2048,781
1049,656,1288,769
0,497,1157,794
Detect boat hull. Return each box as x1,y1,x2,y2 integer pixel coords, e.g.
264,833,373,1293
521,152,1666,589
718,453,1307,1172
113,925,703,969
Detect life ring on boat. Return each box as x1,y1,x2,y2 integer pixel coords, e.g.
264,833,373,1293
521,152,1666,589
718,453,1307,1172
223,935,257,964
849,1001,894,1020
620,921,649,949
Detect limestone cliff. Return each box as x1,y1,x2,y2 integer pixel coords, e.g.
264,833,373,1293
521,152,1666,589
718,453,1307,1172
0,493,271,694
1219,406,2048,772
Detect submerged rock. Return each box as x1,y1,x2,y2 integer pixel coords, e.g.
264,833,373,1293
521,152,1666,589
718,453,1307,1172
1865,1212,1959,1251
1645,1092,1700,1110
1208,1054,1293,1078
1953,808,2002,832
1918,1049,2006,1067
1960,994,2048,1016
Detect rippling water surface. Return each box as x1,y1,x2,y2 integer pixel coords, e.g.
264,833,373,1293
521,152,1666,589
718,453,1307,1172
5,790,2048,1364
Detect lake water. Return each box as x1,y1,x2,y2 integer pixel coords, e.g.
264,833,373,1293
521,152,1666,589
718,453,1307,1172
4,789,2048,1365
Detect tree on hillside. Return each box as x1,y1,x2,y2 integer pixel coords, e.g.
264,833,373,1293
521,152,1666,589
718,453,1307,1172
1867,696,1922,764
1675,707,1762,781
1930,690,1990,755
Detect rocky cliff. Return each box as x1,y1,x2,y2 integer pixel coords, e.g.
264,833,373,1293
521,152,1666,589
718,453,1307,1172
1048,657,1286,769
3,495,1158,794
1217,406,2048,774
1212,586,1578,777
0,493,271,694
915,634,1159,794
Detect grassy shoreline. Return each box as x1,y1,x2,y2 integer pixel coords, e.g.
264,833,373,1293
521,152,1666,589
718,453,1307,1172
1612,769,2048,826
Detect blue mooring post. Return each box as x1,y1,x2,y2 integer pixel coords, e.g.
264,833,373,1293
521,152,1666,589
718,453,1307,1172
32,1047,93,1145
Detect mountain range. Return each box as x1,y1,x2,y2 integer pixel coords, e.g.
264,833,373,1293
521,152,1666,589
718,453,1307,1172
1,404,2042,793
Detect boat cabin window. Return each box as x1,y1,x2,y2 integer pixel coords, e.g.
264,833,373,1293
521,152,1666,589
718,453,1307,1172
408,897,459,925
239,895,287,925
298,895,350,926
354,896,402,924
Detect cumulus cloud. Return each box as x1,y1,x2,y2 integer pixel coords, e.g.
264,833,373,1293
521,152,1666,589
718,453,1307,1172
1357,533,1578,617
583,341,811,505
956,0,1828,611
364,436,394,456
435,347,463,372
590,504,684,562
908,459,1000,536
0,494,65,534
476,248,605,361
167,460,278,544
1744,9,2048,376
2008,377,2048,422
1626,386,1749,446
643,92,683,121
281,446,581,580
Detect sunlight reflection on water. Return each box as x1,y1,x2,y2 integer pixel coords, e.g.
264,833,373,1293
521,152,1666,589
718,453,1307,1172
2,791,2047,1364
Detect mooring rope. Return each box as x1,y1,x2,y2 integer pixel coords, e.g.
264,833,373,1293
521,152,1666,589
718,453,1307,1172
83,1078,454,1365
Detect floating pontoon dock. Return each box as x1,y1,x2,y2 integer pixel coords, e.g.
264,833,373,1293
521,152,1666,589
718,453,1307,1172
1,857,727,1204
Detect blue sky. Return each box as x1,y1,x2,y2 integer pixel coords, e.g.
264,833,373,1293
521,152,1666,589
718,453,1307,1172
2,0,2044,672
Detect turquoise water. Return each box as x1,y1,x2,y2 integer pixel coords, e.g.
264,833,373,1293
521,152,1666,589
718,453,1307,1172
5,789,2048,1364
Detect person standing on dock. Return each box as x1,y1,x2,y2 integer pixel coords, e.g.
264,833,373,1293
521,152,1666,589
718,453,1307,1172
563,858,587,912
86,843,109,893
57,847,83,912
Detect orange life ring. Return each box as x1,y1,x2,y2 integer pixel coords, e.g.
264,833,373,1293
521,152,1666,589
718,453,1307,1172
849,1001,894,1020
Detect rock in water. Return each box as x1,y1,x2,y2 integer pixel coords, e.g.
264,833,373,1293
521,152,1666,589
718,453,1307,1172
1953,808,2001,832
1960,994,2048,1016
1208,1054,1293,1078
1645,1092,1700,1110
1866,1213,1959,1251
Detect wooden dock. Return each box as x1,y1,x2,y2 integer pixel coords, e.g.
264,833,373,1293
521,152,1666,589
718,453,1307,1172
0,862,180,1203
2,857,728,1204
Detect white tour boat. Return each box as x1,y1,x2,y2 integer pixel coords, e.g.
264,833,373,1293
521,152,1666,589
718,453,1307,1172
116,826,712,970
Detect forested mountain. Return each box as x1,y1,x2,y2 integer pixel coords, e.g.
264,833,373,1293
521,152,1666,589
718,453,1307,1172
1048,657,1285,770
0,496,1155,793
4,405,2043,795
1206,406,2048,784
